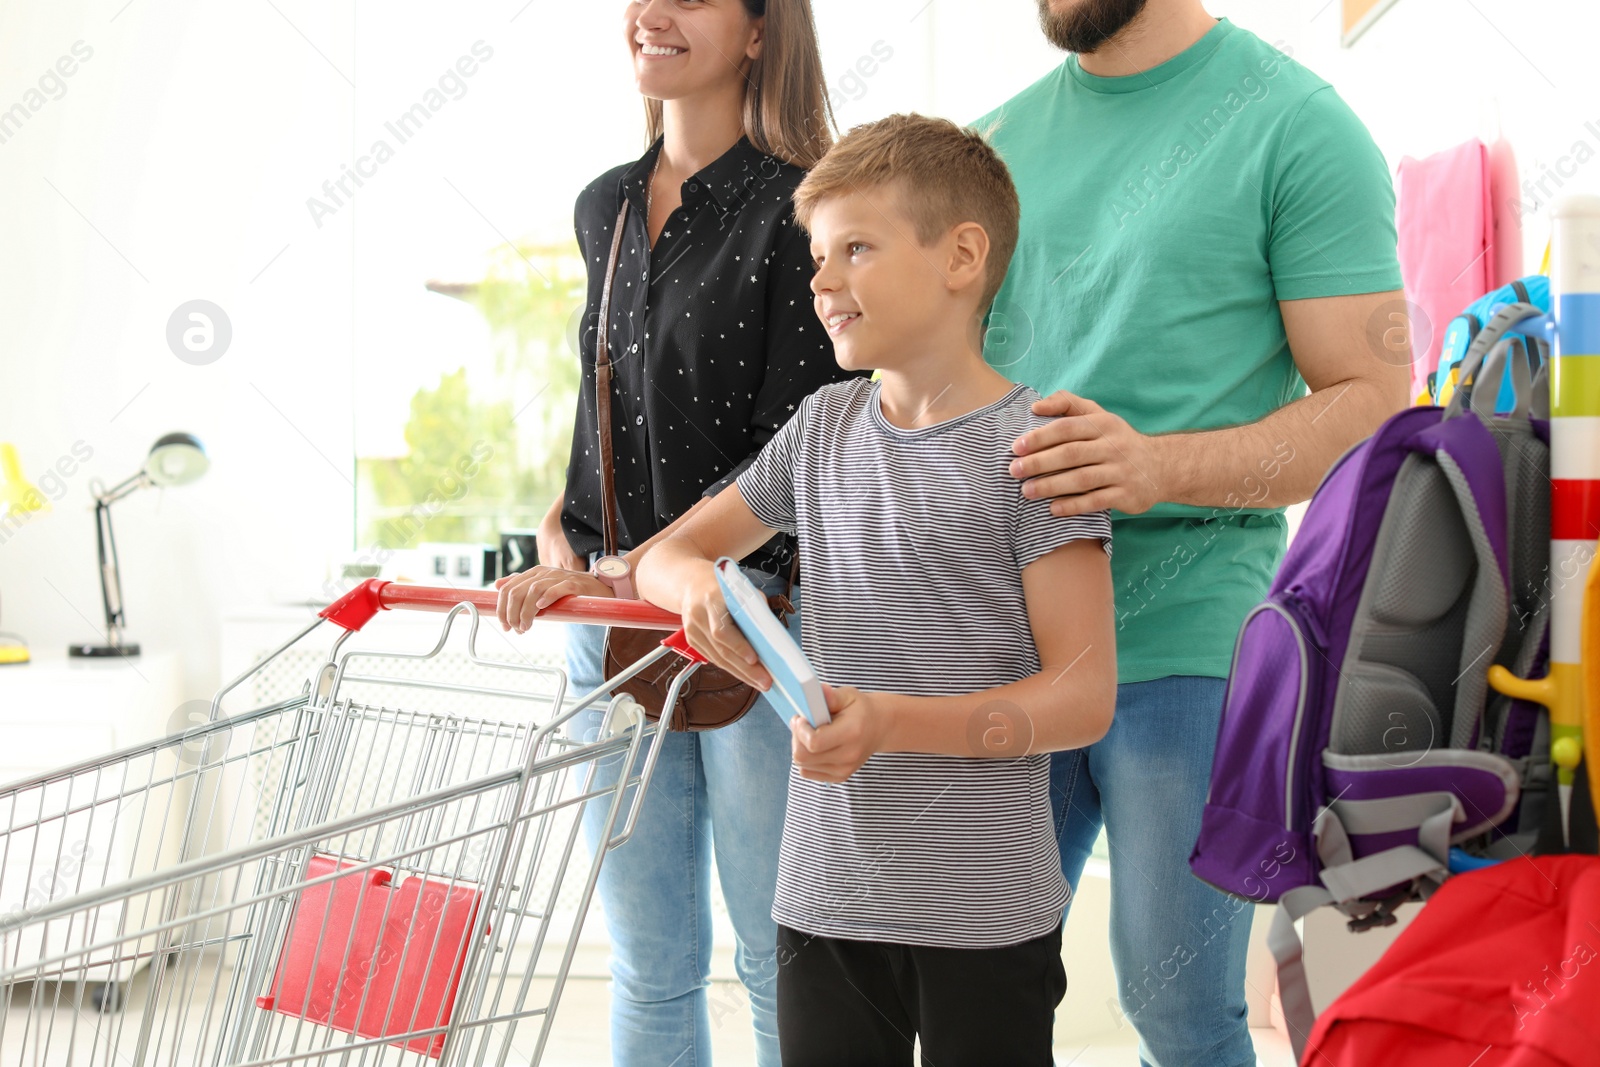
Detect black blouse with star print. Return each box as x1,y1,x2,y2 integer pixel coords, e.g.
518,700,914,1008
562,135,861,573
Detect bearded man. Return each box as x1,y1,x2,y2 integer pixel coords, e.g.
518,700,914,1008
976,3,1409,1063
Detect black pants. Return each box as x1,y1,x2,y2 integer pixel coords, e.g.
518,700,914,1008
776,924,1067,1066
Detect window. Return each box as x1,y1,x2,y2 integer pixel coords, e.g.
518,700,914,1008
349,7,642,569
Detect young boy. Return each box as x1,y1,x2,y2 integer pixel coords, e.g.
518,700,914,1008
634,114,1116,1065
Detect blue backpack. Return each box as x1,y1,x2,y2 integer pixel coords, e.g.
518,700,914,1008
1430,275,1550,412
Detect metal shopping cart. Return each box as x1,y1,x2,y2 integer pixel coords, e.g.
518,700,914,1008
0,579,710,1066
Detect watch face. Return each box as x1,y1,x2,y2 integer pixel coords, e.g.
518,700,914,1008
596,556,629,579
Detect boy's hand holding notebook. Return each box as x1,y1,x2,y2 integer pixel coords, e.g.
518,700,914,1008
713,558,830,728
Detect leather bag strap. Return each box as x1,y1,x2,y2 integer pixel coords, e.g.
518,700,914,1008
595,200,631,557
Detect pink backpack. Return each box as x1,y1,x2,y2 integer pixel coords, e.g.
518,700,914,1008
1397,140,1496,403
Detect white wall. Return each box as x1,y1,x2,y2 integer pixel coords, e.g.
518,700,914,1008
4,0,1597,709
0,1,638,704
0,0,358,706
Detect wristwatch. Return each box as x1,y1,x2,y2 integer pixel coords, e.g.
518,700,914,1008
591,554,636,600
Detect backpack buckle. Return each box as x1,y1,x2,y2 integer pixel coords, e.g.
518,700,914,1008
1345,888,1411,932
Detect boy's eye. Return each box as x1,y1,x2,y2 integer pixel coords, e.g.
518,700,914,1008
848,242,868,256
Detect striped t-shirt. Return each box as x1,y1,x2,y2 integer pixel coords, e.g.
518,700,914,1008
735,377,1113,948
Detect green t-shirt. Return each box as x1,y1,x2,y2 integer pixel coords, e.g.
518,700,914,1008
976,19,1402,684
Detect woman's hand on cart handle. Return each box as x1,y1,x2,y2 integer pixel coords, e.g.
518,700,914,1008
496,566,614,634
678,571,773,692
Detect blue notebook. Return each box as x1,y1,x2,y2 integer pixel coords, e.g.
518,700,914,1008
714,558,830,727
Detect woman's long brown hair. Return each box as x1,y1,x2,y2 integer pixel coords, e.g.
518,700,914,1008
644,0,835,168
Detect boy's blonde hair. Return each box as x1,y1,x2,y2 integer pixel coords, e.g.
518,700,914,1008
793,113,1020,314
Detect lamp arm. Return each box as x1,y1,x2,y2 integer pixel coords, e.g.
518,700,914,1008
96,469,150,506
95,497,128,647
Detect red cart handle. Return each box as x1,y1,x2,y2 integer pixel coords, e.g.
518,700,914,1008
320,579,702,662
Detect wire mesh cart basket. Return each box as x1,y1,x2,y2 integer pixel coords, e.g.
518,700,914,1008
0,580,710,1065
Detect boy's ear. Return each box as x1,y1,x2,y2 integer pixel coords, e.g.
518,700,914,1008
945,222,991,298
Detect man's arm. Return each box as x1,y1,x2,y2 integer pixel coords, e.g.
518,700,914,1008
790,537,1117,782
1009,289,1412,515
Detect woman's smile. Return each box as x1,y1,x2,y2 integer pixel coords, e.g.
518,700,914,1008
636,40,688,59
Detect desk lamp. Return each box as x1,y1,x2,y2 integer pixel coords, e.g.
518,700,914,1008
70,433,209,658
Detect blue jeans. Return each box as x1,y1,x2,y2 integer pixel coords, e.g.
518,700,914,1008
566,576,799,1067
1053,674,1255,1067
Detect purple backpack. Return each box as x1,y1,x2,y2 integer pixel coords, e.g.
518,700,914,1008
1189,305,1554,1054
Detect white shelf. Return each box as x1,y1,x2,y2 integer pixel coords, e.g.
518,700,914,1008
0,649,185,982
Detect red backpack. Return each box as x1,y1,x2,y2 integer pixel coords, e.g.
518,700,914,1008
1303,855,1600,1066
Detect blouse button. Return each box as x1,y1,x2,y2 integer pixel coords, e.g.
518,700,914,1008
687,182,699,192
636,415,644,426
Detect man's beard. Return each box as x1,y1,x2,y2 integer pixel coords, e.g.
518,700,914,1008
1037,0,1150,54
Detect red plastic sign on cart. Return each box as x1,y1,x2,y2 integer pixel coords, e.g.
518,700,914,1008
256,854,486,1059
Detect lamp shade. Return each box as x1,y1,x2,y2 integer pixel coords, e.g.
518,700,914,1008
146,432,208,488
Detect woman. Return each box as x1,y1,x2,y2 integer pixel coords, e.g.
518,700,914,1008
496,2,847,1063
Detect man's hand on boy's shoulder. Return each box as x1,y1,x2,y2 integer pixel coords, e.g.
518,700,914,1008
790,684,894,783
1011,389,1164,517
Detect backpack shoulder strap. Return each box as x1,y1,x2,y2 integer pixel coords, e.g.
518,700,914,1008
1411,416,1513,748
1446,303,1549,421
1269,811,1453,1063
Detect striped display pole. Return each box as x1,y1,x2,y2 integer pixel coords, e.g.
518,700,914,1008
1551,196,1600,838
1490,194,1600,843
